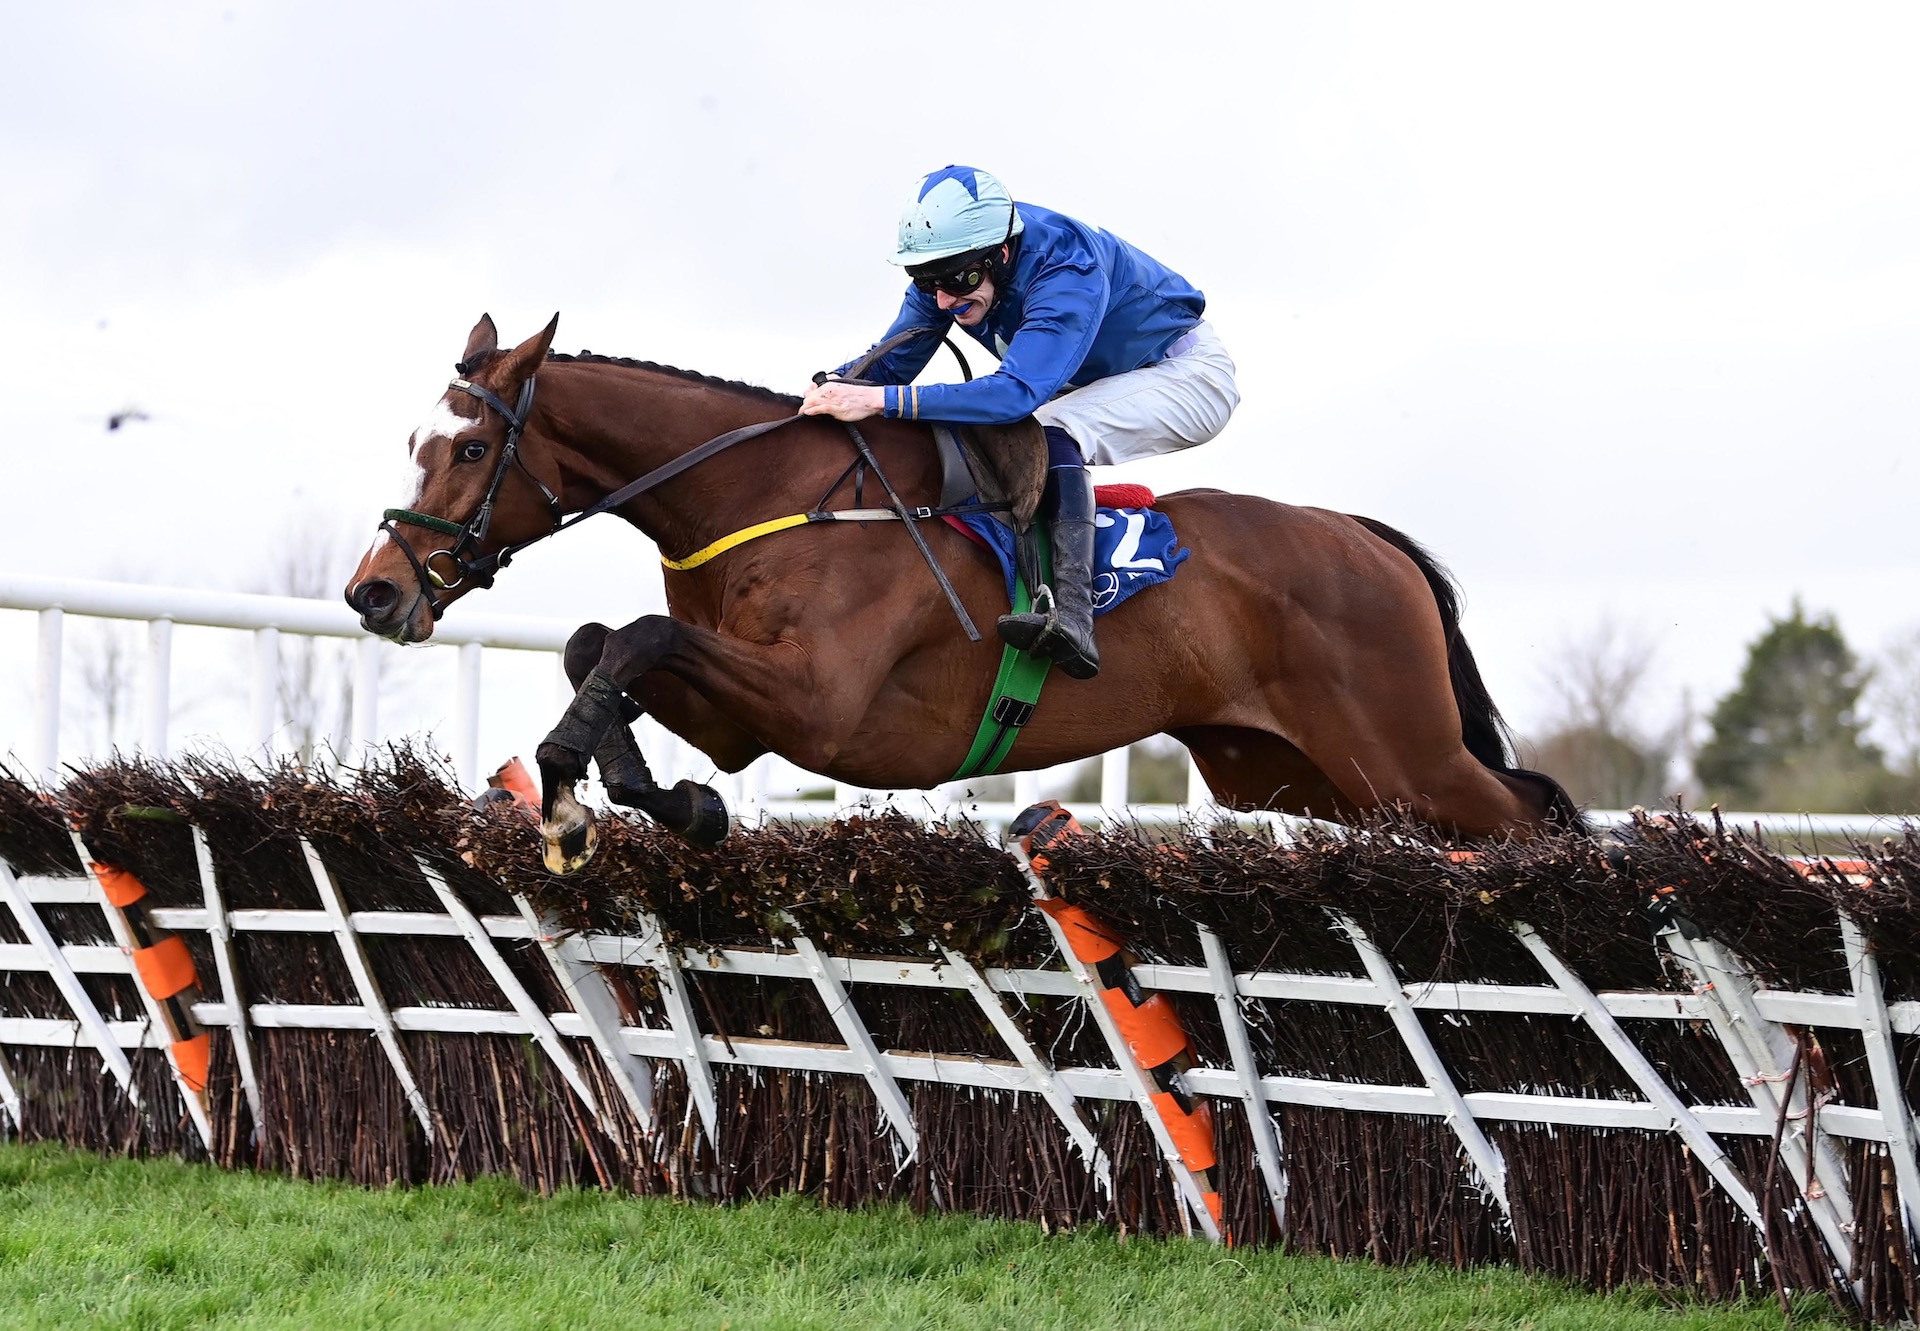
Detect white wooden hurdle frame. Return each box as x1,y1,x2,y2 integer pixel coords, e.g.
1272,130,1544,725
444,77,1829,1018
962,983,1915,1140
2,830,1915,1279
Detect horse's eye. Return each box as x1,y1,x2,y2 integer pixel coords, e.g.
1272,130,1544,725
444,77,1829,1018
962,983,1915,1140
459,441,488,462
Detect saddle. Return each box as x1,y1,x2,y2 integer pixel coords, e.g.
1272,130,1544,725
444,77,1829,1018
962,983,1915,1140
933,419,1047,531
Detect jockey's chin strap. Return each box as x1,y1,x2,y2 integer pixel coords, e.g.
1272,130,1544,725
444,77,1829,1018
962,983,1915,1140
376,324,990,636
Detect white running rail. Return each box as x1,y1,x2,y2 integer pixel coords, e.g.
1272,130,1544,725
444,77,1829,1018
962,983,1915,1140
0,573,1900,838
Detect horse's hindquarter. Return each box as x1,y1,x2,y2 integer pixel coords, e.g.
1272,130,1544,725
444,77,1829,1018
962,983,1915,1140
1089,491,1452,727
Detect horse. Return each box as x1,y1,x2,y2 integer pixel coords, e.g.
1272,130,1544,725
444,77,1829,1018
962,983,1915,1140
345,314,1579,871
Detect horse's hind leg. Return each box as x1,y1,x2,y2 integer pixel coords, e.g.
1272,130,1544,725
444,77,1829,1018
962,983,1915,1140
1172,725,1359,821
1280,684,1552,839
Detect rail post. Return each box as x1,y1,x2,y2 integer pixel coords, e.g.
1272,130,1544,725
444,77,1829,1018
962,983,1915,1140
33,608,62,781
142,619,173,758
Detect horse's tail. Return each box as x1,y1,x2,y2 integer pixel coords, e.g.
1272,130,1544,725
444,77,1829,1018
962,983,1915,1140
1349,515,1586,832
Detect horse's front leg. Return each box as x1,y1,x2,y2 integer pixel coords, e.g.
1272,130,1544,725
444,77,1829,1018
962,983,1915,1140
556,622,652,807
541,614,840,871
535,620,736,871
555,622,764,793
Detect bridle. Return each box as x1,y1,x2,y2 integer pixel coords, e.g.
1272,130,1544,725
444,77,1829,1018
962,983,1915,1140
373,326,982,627
377,368,810,621
380,375,561,615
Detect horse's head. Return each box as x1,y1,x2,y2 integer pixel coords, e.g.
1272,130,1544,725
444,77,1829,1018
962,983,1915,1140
345,313,561,642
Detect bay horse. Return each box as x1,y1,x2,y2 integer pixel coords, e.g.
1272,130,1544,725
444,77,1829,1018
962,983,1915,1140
345,314,1578,870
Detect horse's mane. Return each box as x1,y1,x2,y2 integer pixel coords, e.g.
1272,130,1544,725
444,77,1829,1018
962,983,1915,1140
543,351,802,409
539,347,1042,523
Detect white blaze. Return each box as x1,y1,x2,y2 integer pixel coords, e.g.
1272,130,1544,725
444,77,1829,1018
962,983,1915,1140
408,397,473,453
370,394,475,557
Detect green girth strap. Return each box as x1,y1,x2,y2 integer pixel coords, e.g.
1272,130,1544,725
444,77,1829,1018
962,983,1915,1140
949,526,1054,782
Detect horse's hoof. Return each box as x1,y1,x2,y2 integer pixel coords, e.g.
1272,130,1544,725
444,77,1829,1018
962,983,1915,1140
668,779,730,848
542,811,598,874
541,788,599,875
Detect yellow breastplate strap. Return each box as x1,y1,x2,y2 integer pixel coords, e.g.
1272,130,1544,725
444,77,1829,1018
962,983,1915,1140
660,508,907,572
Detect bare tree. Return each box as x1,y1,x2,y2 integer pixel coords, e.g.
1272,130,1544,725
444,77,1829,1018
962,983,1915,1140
1541,617,1659,736
57,556,152,764
1527,617,1683,809
66,618,140,760
1867,625,1920,814
253,509,361,766
1871,625,1920,779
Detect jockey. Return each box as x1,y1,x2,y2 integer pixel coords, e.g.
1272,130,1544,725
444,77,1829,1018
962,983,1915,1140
800,165,1239,680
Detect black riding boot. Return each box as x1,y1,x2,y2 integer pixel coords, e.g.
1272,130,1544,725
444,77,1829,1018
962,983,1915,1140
996,464,1100,679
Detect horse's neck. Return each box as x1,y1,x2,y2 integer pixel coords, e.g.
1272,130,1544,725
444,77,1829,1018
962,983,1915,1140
550,364,940,557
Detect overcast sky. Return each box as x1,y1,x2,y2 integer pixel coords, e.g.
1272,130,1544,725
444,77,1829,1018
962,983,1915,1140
2,2,1916,772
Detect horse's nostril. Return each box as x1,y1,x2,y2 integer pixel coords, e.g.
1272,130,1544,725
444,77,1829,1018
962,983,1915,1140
349,578,402,618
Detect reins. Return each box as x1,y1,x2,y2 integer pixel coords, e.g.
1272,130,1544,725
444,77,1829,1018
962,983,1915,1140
379,326,994,636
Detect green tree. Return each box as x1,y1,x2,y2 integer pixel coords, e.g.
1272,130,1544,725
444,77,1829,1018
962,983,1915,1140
1695,601,1887,810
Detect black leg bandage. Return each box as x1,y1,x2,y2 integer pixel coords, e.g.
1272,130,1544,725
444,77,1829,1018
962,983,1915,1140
595,723,657,805
540,670,627,769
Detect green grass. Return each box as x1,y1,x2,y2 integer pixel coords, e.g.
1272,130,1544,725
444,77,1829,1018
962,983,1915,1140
0,1143,1845,1330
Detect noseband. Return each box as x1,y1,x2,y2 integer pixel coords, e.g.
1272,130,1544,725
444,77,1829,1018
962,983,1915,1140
380,375,562,616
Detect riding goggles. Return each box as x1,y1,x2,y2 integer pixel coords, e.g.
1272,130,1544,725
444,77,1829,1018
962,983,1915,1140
909,255,993,297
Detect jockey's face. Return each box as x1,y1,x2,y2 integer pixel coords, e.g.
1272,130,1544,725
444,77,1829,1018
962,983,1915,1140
937,275,994,327
914,244,1006,328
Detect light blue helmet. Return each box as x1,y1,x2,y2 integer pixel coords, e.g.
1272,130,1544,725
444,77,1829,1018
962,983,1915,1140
889,165,1025,267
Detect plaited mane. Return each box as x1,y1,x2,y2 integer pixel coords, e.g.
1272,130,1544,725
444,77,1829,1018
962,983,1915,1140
544,351,801,409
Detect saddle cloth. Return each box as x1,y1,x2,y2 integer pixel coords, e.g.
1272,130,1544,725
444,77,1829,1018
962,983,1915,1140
945,485,1189,616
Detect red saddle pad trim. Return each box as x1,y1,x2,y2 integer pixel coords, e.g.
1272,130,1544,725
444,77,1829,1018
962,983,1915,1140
943,484,1160,549
1094,483,1157,510
943,514,988,547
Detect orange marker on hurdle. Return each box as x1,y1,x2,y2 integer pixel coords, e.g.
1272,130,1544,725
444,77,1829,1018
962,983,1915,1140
1014,800,1229,1240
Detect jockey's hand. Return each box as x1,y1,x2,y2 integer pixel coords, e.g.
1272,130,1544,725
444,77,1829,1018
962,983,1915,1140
800,381,884,422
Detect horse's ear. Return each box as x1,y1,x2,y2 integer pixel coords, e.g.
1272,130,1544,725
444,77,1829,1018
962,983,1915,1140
496,313,560,384
457,314,499,375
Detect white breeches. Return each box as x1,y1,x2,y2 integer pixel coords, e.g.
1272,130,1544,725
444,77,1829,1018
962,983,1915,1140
1033,319,1240,467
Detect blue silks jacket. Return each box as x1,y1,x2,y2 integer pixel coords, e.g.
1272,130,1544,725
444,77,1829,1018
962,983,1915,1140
844,203,1206,425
